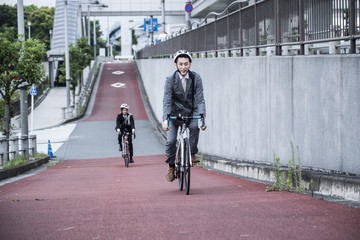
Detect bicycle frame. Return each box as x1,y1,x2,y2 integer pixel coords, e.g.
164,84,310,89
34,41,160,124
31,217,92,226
168,114,204,167
167,114,205,194
122,132,131,167
176,122,192,168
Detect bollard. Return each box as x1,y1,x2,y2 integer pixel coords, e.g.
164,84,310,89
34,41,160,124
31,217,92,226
62,107,67,120
0,137,8,165
29,135,37,156
329,41,340,54
305,44,312,55
282,46,290,56
9,136,19,160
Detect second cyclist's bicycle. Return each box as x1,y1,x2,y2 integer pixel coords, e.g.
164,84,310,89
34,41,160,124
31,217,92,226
167,114,205,195
122,132,135,167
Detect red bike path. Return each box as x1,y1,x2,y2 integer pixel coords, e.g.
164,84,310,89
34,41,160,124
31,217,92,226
0,62,359,240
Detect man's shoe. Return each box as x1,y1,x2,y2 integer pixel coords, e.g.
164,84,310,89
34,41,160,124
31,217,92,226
166,168,175,182
130,157,134,163
119,146,122,151
191,155,200,164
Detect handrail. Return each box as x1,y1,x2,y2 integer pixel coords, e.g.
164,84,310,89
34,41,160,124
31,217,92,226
137,0,359,58
190,0,250,30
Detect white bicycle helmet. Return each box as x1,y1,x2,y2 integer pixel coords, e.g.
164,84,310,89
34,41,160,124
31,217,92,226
121,103,129,110
173,49,192,63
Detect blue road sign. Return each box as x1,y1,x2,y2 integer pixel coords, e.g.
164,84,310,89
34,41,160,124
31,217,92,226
30,84,37,96
185,3,193,13
144,18,158,32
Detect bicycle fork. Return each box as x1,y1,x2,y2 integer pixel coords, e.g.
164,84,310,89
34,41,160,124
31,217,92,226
180,127,192,168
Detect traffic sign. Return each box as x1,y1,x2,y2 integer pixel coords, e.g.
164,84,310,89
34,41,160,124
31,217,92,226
144,18,158,32
30,84,37,96
185,3,193,13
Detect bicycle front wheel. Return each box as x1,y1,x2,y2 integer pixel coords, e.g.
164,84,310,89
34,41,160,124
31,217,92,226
177,144,184,191
124,142,129,167
184,139,191,195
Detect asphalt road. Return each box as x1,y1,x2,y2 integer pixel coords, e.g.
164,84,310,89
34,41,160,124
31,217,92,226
0,62,359,240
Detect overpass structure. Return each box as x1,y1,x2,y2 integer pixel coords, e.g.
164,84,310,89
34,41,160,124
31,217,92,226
46,0,214,87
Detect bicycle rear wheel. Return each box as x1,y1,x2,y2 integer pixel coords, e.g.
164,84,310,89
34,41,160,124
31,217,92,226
184,139,191,195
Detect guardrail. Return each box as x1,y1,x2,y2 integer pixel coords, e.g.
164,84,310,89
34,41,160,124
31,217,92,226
136,0,360,58
73,56,113,118
0,135,37,166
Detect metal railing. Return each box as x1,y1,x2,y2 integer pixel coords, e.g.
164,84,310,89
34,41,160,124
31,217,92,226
0,135,37,166
136,0,360,58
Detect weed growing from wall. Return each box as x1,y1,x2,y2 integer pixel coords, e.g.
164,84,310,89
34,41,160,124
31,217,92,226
281,172,286,191
296,145,305,194
286,159,293,192
267,142,306,194
266,154,281,192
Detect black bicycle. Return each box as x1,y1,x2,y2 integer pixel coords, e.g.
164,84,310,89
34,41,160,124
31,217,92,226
167,114,205,195
122,132,135,167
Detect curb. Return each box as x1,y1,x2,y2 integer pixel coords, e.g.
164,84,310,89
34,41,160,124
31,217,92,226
0,156,50,181
202,155,360,204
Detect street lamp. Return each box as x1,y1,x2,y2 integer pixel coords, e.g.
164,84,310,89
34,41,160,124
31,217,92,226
27,20,31,39
49,29,53,47
92,4,108,59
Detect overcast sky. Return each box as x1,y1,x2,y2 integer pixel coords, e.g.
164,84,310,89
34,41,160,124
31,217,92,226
0,0,56,7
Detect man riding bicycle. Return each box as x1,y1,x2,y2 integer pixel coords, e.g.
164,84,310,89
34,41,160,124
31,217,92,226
162,50,207,182
116,103,136,163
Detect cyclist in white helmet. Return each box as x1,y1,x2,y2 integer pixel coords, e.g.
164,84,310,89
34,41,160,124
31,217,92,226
116,103,136,163
162,50,207,182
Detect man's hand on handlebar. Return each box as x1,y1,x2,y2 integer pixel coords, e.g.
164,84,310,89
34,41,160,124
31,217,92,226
162,120,171,131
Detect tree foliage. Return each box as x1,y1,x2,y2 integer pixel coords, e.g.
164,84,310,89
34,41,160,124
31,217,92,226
0,4,54,51
25,5,55,50
0,31,46,137
59,37,92,105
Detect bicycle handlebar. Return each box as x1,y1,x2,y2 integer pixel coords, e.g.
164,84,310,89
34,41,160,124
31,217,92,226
167,114,205,128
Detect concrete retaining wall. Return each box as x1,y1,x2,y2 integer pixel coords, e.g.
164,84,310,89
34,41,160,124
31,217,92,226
136,55,360,175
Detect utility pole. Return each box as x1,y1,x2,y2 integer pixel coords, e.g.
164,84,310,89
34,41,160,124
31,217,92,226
64,0,71,116
150,15,154,45
161,0,166,32
17,0,25,41
17,0,29,159
93,16,96,60
87,5,91,46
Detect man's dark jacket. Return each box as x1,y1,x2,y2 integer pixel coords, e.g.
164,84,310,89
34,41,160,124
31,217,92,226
116,113,135,133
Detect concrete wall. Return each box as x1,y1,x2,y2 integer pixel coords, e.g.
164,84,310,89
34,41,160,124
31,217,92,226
136,55,360,175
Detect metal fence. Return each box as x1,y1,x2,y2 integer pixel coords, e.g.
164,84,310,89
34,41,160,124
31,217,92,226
136,0,360,58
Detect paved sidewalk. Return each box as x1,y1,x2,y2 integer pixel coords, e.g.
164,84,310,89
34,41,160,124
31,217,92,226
12,87,76,155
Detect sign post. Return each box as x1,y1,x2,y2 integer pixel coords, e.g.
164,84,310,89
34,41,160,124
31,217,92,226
30,84,37,134
185,3,193,30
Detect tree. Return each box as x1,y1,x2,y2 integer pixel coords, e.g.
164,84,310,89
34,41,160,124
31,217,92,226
0,4,54,51
0,30,46,138
0,4,17,32
90,19,106,57
25,5,55,50
58,37,92,106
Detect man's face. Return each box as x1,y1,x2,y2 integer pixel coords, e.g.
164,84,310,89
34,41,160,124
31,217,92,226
174,57,191,76
122,108,128,115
